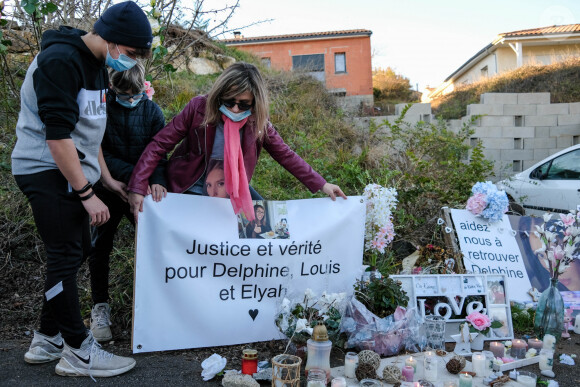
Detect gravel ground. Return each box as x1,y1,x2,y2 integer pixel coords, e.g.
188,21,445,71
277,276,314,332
1,334,579,386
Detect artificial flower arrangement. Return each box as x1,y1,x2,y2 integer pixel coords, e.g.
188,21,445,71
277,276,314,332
275,289,346,347
534,211,580,281
465,311,503,336
465,181,509,223
363,183,397,271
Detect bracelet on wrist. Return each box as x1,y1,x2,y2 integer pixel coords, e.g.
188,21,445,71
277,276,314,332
73,182,93,195
79,190,95,201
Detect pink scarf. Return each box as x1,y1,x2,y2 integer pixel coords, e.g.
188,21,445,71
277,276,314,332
222,114,255,221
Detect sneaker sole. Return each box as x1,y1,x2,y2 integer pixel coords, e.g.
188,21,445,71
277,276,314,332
92,333,113,342
55,359,136,377
24,352,62,364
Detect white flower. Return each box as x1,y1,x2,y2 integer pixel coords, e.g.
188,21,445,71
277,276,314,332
543,213,553,222
151,36,161,49
525,348,537,358
493,358,504,365
504,341,512,347
304,288,316,302
295,318,309,333
148,18,161,34
280,298,291,314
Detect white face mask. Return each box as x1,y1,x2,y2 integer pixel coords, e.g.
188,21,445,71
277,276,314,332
219,105,252,122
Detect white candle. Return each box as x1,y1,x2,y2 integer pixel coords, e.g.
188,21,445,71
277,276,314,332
543,334,556,350
539,349,554,371
574,315,580,334
459,373,472,387
343,352,358,379
424,351,438,382
472,352,486,376
517,375,537,387
405,356,417,373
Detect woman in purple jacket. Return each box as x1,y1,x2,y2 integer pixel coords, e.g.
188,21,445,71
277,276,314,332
127,62,345,222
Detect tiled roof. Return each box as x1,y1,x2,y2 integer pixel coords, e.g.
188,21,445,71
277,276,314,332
222,29,372,44
499,24,580,38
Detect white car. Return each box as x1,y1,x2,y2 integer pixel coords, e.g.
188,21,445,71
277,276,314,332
496,144,580,216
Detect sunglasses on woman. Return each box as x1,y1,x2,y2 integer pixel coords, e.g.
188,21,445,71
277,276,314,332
117,92,145,101
221,99,253,111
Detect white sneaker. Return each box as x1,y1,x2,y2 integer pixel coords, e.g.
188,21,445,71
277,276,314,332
90,303,112,342
24,331,64,364
55,332,136,379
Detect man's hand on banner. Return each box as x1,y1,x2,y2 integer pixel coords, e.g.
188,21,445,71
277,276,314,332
321,182,347,201
129,192,145,223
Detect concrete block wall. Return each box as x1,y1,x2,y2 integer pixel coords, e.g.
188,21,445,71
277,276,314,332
358,94,580,181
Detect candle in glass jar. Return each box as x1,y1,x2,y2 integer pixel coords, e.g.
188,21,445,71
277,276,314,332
539,349,554,371
517,372,537,387
402,365,414,382
574,315,580,334
543,334,556,350
489,341,505,358
424,351,438,382
482,351,495,376
405,356,417,373
472,352,486,376
459,372,473,387
331,377,347,387
511,339,527,359
343,352,358,379
527,338,543,351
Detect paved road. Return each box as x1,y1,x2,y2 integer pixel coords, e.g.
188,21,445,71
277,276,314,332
0,339,220,386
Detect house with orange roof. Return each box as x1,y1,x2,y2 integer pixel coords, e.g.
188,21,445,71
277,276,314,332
222,29,373,110
424,24,580,102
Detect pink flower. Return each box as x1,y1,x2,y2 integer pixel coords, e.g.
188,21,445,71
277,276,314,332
560,213,575,227
144,81,155,100
370,236,387,254
465,312,491,331
466,193,487,215
552,245,565,261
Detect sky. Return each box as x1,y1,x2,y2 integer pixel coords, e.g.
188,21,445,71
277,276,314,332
223,0,580,91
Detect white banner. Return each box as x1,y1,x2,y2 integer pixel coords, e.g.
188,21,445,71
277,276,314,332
450,209,532,302
133,194,365,353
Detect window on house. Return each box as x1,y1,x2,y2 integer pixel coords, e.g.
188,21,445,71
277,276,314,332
514,138,523,149
574,135,580,145
292,54,325,72
470,138,479,147
515,116,523,127
261,57,271,68
334,53,346,73
513,160,523,172
481,65,488,77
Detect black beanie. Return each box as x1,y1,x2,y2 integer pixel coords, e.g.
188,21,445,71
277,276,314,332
94,1,153,49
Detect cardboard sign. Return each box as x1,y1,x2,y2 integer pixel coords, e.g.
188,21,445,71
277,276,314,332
450,209,532,302
132,194,365,353
392,274,514,341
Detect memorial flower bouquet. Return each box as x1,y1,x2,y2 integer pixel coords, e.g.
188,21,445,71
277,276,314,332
363,184,397,271
465,311,503,335
275,289,346,347
465,181,508,223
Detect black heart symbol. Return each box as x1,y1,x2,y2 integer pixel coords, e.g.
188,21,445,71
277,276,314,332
249,309,259,321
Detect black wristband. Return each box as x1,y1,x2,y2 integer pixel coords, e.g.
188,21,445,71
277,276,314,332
79,190,95,201
73,182,92,195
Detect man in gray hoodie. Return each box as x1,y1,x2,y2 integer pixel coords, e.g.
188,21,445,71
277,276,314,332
12,1,152,378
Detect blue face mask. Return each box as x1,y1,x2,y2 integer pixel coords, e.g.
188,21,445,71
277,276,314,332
219,104,252,122
116,96,142,109
106,44,137,72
